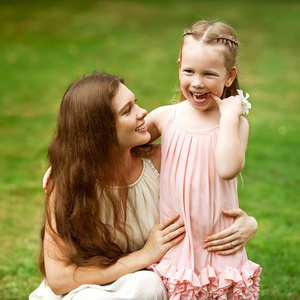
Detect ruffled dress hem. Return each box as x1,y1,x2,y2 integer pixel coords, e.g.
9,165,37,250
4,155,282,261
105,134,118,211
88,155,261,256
148,260,262,300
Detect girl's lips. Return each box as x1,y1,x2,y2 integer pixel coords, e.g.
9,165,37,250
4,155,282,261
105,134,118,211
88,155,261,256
190,92,212,103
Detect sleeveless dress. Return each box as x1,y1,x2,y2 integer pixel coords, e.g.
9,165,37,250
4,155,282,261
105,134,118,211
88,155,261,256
30,159,168,300
149,105,261,300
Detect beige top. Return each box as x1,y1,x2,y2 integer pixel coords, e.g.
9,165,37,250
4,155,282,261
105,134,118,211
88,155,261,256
100,158,160,252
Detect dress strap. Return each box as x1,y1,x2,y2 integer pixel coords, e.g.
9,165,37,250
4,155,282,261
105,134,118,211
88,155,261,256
161,104,178,137
170,104,177,120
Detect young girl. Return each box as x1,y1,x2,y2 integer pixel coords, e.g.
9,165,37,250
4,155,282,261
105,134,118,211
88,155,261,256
147,20,262,299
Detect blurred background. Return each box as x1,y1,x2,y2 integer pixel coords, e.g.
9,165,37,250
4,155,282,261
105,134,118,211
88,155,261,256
0,0,299,298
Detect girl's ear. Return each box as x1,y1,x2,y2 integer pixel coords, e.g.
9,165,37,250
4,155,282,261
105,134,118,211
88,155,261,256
177,58,181,79
225,66,237,87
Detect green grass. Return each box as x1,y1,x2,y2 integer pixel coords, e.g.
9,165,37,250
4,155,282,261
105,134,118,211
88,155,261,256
0,0,299,299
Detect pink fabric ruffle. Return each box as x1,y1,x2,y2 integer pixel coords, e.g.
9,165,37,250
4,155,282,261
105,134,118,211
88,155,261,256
149,260,262,300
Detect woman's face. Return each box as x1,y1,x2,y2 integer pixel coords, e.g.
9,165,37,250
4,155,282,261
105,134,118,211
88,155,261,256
113,83,150,150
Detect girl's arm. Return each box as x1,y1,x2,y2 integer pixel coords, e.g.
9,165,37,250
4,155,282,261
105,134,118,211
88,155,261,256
203,208,257,255
212,94,249,180
44,195,185,295
145,105,172,143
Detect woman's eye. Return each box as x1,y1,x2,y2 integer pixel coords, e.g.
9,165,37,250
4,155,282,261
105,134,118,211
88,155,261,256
124,100,137,115
124,106,132,114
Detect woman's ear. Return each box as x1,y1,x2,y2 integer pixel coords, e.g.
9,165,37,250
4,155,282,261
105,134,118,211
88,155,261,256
225,66,237,87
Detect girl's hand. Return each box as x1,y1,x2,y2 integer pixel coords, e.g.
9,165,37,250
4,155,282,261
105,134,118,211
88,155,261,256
203,208,257,255
211,94,243,118
142,213,185,265
43,166,52,193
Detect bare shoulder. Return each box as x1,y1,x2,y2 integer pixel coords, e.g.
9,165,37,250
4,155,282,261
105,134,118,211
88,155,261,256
146,105,174,131
147,105,174,120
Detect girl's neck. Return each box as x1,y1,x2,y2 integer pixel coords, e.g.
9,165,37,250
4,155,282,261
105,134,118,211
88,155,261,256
176,100,220,130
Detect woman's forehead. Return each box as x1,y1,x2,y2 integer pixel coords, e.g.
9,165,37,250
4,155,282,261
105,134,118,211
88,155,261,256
112,83,135,112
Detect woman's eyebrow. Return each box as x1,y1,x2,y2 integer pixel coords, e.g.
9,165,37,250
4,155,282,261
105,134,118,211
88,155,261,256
118,99,133,114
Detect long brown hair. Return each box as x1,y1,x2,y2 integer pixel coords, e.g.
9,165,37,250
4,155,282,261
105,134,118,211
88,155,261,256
39,72,139,276
177,20,240,101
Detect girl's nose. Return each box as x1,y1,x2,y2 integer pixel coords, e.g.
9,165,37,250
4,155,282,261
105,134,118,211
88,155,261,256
192,77,204,89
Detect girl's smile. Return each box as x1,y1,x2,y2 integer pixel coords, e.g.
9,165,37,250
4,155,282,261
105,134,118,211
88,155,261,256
190,92,212,104
179,38,236,112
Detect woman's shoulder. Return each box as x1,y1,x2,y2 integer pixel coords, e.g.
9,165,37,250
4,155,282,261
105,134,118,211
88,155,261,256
135,144,161,173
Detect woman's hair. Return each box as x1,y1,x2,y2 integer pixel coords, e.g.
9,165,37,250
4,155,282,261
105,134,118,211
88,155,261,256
39,72,140,276
177,20,240,101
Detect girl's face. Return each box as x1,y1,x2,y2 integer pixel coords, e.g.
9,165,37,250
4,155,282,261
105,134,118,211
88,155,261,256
179,38,236,112
113,83,150,150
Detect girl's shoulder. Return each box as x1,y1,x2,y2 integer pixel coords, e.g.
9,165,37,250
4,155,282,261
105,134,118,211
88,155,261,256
149,104,175,118
147,104,177,133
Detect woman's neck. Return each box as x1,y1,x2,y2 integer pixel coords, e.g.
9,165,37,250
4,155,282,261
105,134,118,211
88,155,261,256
122,150,143,185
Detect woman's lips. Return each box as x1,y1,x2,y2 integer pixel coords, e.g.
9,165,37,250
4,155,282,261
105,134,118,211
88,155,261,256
135,123,147,131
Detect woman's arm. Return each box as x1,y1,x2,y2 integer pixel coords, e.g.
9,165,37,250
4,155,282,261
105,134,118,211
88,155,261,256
44,207,185,295
202,208,257,255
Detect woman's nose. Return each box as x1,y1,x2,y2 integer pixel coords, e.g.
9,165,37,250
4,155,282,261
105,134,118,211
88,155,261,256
137,106,147,119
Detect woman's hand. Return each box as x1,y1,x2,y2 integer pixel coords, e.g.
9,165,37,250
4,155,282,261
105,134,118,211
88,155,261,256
203,208,257,255
142,213,185,265
43,166,52,193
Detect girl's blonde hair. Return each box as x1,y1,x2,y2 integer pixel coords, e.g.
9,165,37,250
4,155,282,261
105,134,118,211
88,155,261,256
177,20,240,101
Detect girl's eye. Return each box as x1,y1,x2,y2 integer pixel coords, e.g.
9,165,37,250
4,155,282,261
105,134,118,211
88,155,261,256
184,70,193,74
205,73,215,76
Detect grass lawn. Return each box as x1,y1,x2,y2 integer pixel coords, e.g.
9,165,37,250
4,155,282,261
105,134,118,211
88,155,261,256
0,0,299,299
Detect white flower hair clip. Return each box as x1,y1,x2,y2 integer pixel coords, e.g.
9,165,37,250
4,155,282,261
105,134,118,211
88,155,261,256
237,89,251,115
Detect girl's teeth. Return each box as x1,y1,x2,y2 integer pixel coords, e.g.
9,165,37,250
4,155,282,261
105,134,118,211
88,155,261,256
193,92,205,99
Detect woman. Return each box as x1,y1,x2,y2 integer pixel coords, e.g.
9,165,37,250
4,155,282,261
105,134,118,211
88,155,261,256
30,72,258,299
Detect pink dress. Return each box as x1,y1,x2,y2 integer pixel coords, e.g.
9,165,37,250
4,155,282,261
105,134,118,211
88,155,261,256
149,105,261,300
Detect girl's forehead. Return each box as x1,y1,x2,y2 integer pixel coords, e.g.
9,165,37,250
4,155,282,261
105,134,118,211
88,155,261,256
183,38,223,52
182,40,224,60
